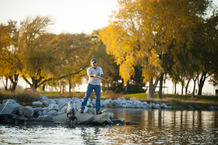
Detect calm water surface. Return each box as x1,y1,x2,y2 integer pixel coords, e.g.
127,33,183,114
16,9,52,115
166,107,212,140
0,109,218,144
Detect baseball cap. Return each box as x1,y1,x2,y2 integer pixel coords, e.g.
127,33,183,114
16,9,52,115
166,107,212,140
91,58,97,63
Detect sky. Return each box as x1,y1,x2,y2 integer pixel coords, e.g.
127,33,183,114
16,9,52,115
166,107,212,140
0,0,217,34
0,0,118,34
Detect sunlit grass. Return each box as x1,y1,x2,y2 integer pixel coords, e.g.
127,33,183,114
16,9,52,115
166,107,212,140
0,91,40,106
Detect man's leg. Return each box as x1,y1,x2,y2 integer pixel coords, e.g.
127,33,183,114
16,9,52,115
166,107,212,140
94,85,101,112
81,84,93,111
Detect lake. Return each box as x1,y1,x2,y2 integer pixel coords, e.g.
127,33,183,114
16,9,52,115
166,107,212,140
0,108,218,144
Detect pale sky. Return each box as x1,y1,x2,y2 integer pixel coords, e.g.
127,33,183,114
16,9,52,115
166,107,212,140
0,0,118,34
0,0,217,34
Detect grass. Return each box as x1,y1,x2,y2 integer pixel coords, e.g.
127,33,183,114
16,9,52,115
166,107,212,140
0,91,40,106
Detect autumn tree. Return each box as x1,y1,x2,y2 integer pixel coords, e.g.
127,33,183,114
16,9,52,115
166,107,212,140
89,30,119,92
0,20,20,91
54,33,92,93
100,0,211,98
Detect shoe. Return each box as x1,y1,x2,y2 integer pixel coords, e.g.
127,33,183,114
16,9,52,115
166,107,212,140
80,109,84,113
96,111,102,115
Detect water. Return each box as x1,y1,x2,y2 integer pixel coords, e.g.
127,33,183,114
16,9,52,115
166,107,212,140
0,109,218,144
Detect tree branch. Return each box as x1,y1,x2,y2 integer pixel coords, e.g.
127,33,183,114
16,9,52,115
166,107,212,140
38,64,88,86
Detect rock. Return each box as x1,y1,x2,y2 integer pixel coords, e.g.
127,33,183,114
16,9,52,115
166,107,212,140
209,106,215,110
52,113,68,124
48,99,56,105
32,101,43,107
34,107,44,115
47,104,59,111
92,113,111,125
101,99,112,107
60,105,67,113
56,99,67,110
126,122,139,125
112,118,125,126
108,112,114,119
47,110,59,116
37,115,53,121
152,103,161,109
40,95,49,106
0,99,21,115
76,111,93,125
160,103,168,108
91,99,96,106
66,100,76,119
85,108,95,115
22,106,34,117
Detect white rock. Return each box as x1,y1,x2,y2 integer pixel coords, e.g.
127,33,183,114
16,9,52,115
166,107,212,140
40,95,49,106
160,103,168,108
22,106,34,117
0,99,21,115
152,103,160,109
37,115,52,121
92,113,111,124
47,104,59,111
47,110,59,116
32,101,43,107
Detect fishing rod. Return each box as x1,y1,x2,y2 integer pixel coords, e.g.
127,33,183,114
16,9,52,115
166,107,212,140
88,76,111,83
100,77,111,83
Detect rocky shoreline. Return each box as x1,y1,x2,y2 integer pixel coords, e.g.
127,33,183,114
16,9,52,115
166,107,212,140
0,95,217,126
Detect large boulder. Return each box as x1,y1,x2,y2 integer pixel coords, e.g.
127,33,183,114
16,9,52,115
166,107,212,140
92,113,111,125
0,99,21,115
23,106,34,117
18,106,34,117
76,111,94,125
47,110,59,116
47,104,59,111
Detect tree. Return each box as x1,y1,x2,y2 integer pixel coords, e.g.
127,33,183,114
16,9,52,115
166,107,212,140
0,20,20,91
194,10,218,95
100,0,210,98
89,30,119,92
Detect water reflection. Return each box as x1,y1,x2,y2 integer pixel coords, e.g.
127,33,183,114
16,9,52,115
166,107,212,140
106,109,218,144
0,109,217,144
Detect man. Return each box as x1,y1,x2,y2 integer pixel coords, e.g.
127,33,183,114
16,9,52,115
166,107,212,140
80,58,103,115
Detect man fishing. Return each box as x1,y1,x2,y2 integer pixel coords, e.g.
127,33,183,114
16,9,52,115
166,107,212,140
80,58,103,115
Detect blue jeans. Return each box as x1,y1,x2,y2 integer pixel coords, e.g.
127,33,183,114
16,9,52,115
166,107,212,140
81,84,101,112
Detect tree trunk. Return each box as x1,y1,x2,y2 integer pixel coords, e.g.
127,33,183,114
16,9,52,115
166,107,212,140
42,84,46,91
148,77,155,98
148,77,159,98
30,77,39,91
2,77,9,91
198,71,207,96
181,80,184,95
9,74,19,92
174,82,177,94
68,77,72,94
185,78,191,95
158,73,164,99
181,85,184,95
192,77,197,96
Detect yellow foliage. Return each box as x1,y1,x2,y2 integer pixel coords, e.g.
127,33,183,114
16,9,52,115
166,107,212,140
100,0,204,85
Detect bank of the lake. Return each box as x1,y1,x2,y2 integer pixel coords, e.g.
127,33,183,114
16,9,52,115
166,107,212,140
1,91,218,111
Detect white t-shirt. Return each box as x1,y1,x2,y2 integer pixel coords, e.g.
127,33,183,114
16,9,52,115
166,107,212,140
87,66,103,85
